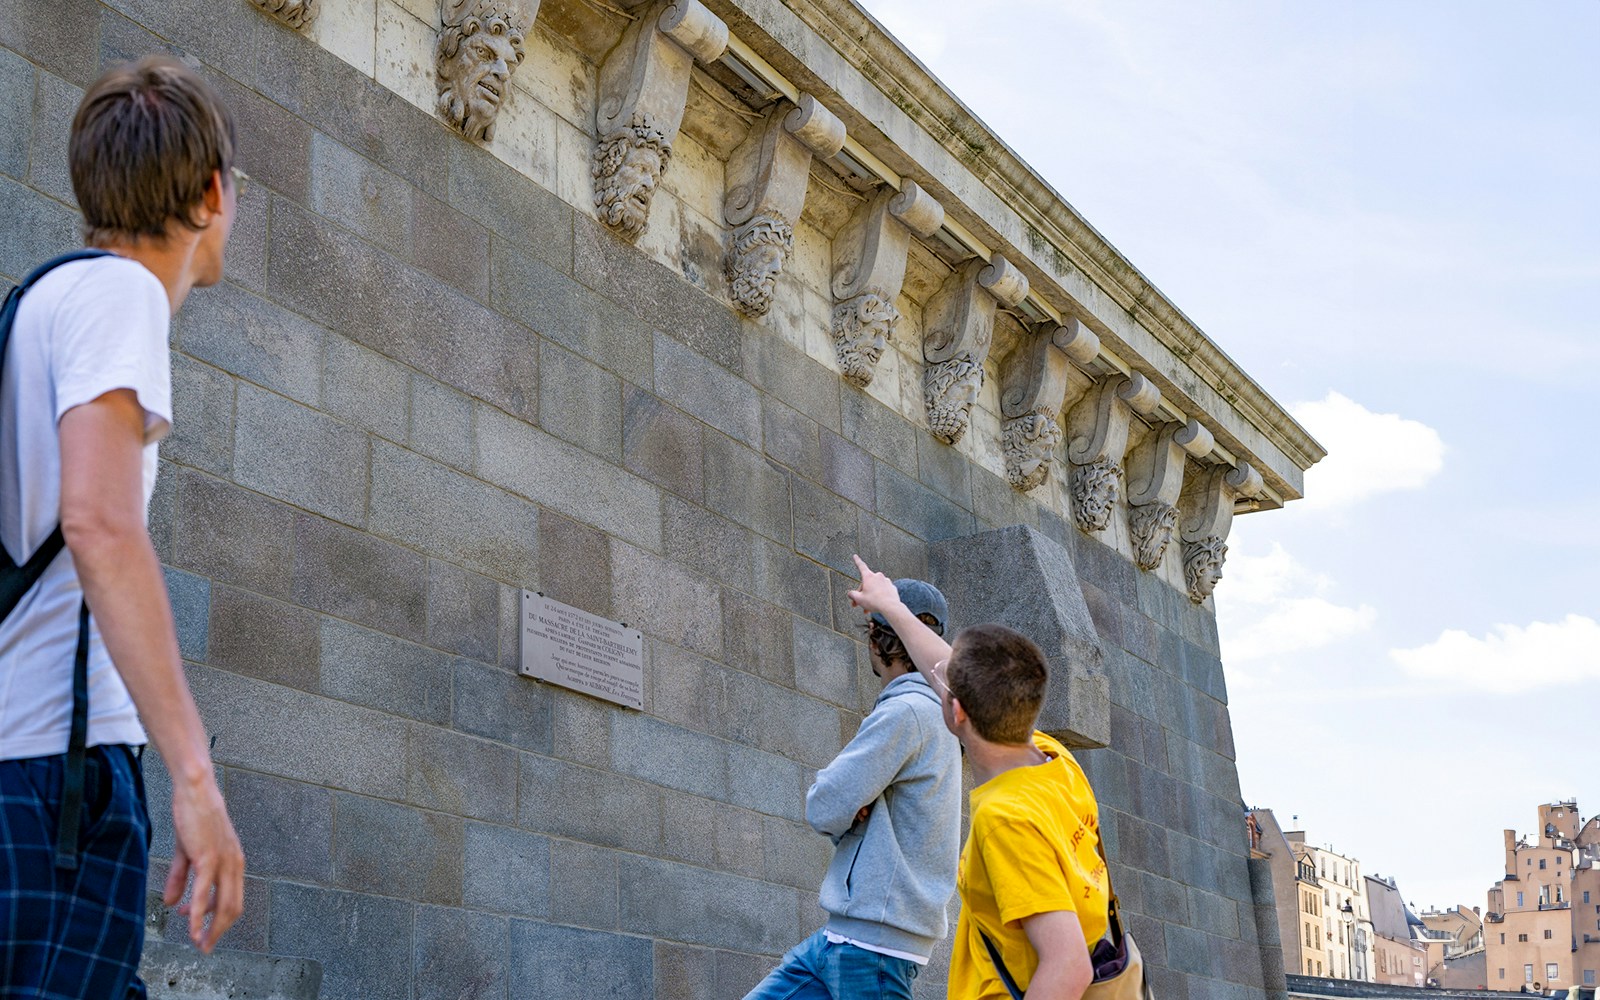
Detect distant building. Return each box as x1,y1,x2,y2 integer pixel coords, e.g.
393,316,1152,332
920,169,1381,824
1290,836,1373,981
1369,874,1430,986
1422,905,1486,989
1254,809,1335,978
1483,801,1600,993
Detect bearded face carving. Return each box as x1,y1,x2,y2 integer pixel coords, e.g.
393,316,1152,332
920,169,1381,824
252,0,317,28
1070,456,1121,533
1003,412,1062,492
727,216,792,316
436,3,531,142
1128,501,1179,571
1182,534,1227,603
593,113,672,239
831,293,898,387
924,357,984,445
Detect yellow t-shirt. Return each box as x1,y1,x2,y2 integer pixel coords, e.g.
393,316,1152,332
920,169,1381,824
947,731,1110,999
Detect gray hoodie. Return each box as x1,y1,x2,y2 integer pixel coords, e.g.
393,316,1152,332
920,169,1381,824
804,671,963,960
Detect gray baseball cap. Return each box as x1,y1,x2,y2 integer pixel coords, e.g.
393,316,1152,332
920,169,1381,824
870,578,949,636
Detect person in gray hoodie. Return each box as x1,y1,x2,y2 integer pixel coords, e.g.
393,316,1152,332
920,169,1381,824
742,576,963,1000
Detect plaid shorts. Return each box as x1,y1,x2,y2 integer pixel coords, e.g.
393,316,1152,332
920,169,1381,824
0,744,150,999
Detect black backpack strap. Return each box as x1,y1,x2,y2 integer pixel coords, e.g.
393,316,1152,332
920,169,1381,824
981,929,1027,1000
53,600,92,870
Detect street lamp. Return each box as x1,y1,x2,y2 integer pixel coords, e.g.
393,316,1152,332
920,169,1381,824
1341,900,1356,981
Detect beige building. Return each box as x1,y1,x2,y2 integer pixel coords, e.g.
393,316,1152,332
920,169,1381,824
1253,809,1336,978
1485,801,1600,993
1421,905,1486,989
1368,874,1430,987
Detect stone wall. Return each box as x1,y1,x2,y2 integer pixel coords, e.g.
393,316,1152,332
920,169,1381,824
1,1,1283,998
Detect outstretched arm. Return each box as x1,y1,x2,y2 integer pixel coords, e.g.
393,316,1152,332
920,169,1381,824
59,389,243,953
847,554,952,689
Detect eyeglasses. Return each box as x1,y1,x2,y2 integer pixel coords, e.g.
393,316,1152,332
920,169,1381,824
929,658,952,698
230,166,250,198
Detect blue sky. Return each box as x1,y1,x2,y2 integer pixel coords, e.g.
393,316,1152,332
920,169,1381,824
858,0,1599,912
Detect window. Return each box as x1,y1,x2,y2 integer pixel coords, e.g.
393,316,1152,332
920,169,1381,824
1317,962,1323,977
1557,887,1565,903
1520,934,1530,943
1542,859,1549,870
1584,971,1594,986
1546,964,1559,981
1499,970,1506,981
1526,965,1535,984
1308,960,1314,975
1545,930,1554,940
1519,892,1526,907
1501,933,1507,944
1584,891,1590,904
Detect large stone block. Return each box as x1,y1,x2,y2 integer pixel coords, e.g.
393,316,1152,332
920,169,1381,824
294,514,427,642
517,754,663,856
162,567,209,664
26,69,78,206
406,722,519,824
163,354,235,476
426,559,499,663
617,854,799,954
0,48,33,180
475,404,663,554
409,186,493,302
268,882,414,1000
332,792,465,904
452,658,553,755
610,540,723,661
703,431,792,545
654,942,717,1000
0,0,101,86
753,539,831,629
414,905,509,1000
791,618,858,712
762,398,823,482
539,340,623,462
819,430,876,512
464,821,550,919
370,440,540,584
322,334,411,443
173,455,298,599
654,333,762,448
610,712,728,802
233,384,369,527
761,813,834,892
508,921,653,1000
792,478,860,577
0,174,76,282
839,389,918,477
207,586,320,692
623,385,705,501
930,524,1110,748
742,332,841,433
410,374,475,471
915,432,973,509
725,742,806,824
720,663,842,772
174,281,325,409
876,463,975,543
448,139,573,273
319,619,452,725
721,591,795,687
662,495,756,598
223,768,333,884
548,838,618,930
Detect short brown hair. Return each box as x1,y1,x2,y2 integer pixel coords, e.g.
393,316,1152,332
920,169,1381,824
69,55,235,246
862,613,943,674
946,623,1048,745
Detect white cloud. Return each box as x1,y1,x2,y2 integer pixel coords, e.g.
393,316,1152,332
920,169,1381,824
1390,614,1600,694
1291,391,1446,508
1216,543,1376,664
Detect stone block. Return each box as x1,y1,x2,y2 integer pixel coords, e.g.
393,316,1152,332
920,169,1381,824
655,941,717,1000
820,430,875,512
518,754,663,856
719,951,780,1000
0,49,32,180
971,465,1037,530
266,200,536,422
654,333,762,448
410,374,474,471
136,938,320,999
750,540,829,630
206,69,313,207
317,618,452,724
761,813,834,892
267,882,413,1000
840,389,918,477
162,567,209,664
712,805,766,880
409,186,493,302
721,591,794,687
617,854,798,954
26,69,78,206
148,461,173,563
308,131,410,262
792,478,860,577
175,279,325,408
762,398,823,482
915,432,973,509
539,339,622,461
1190,887,1242,939
0,175,76,282
233,384,368,528
1,0,102,84
721,668,842,772
703,431,792,545
293,514,427,642
475,404,662,554
1166,924,1220,978
611,712,728,801
490,239,653,388
853,514,927,585
163,354,235,476
427,559,499,663
1113,810,1171,877
332,792,465,904
322,334,411,443
188,665,408,799
453,658,553,754
406,722,519,824
548,838,618,929
648,641,724,737
623,385,704,501
222,768,333,884
223,180,271,296
549,682,615,769
662,495,756,598
725,742,805,824
610,540,723,660
464,821,550,918
660,790,721,870
370,440,540,584
207,586,320,692
507,921,653,1000
791,618,858,712
573,215,745,374
742,331,841,433
1141,870,1193,927
414,905,509,1000
447,139,573,273
876,463,975,542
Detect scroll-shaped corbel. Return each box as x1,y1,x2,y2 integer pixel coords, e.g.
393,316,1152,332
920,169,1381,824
435,0,539,141
1064,374,1159,533
1125,419,1214,570
922,255,1028,444
593,0,728,240
1178,461,1265,603
998,318,1099,492
722,96,846,316
830,182,944,386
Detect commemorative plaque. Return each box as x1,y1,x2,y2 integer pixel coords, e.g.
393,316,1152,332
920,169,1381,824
518,591,644,710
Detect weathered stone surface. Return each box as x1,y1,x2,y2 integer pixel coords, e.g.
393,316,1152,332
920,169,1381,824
753,538,830,628
294,514,427,643
819,430,875,512
233,384,368,528
223,768,333,884
662,494,756,597
163,567,210,664
623,385,705,501
539,339,622,461
611,711,727,801
322,334,410,442
414,905,509,1000
518,754,663,855
654,332,761,447
703,431,792,544
839,388,917,477
26,70,78,206
721,591,795,687
138,938,322,1000
425,559,499,663
175,282,324,408
762,397,822,482
332,792,464,904
0,48,33,180
406,722,519,824
611,540,723,660
791,618,858,712
792,477,859,576
548,838,617,929
410,375,475,471
464,821,551,918
453,658,553,754
875,463,974,542
508,921,653,1000
268,882,413,1000
207,586,320,692
0,175,76,282
163,354,235,476
742,332,840,432
618,854,797,954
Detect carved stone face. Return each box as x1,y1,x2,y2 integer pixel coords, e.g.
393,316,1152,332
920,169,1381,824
1128,501,1178,571
436,15,526,142
1069,456,1121,533
832,292,898,387
593,118,670,240
727,217,793,317
924,356,984,444
252,0,316,29
1183,535,1228,603
1003,412,1062,492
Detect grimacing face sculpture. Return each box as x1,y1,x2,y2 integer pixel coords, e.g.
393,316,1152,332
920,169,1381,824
1069,456,1121,533
1183,535,1228,603
1128,501,1178,571
832,292,898,387
593,113,672,239
1003,412,1062,491
924,356,984,444
728,217,793,316
436,11,527,142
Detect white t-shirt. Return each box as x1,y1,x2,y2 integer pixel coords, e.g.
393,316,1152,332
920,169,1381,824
0,255,171,760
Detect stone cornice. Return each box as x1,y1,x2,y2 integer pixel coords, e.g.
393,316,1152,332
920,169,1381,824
703,0,1326,501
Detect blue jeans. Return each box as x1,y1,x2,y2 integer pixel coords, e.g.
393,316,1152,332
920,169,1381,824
743,930,920,1000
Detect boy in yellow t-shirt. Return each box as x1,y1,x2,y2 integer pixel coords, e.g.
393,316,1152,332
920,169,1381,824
849,556,1108,1000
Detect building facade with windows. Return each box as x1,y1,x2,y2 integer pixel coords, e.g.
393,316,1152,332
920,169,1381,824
1484,801,1600,993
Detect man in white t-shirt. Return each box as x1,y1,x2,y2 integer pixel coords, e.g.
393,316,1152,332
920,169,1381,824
0,55,245,996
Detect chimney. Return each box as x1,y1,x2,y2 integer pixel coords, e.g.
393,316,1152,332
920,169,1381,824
1505,829,1518,877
